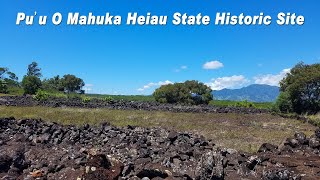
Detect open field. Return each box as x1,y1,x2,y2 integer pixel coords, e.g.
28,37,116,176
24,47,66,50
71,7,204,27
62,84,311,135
0,105,315,152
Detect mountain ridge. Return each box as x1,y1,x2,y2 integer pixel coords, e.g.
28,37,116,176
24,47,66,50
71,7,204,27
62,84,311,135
212,84,280,102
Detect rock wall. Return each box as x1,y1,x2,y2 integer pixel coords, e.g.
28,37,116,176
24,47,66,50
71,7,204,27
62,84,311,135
0,96,270,114
1,117,320,179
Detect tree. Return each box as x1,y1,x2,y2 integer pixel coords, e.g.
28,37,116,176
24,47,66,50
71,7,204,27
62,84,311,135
42,75,64,91
27,61,42,77
0,67,19,90
274,92,293,113
22,76,42,95
0,67,8,79
278,62,320,114
0,80,8,93
61,74,85,93
153,80,213,105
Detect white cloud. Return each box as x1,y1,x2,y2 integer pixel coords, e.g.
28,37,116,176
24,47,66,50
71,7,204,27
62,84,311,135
206,75,250,90
137,80,173,92
203,60,224,70
254,68,290,86
175,65,188,72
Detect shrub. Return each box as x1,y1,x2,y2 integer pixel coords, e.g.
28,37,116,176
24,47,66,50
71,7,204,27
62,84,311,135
0,80,8,94
273,92,293,113
81,96,91,103
22,76,42,95
153,80,213,105
34,90,49,102
104,96,114,103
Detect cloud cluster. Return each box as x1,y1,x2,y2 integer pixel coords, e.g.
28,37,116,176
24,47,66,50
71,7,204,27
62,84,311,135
206,75,250,90
137,80,173,92
254,69,290,86
203,61,224,70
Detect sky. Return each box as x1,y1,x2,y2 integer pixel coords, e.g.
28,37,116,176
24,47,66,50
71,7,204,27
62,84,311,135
1,0,319,95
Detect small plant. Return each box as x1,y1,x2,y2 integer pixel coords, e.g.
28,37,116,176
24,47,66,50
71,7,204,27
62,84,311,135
81,96,91,103
34,90,49,102
103,96,114,103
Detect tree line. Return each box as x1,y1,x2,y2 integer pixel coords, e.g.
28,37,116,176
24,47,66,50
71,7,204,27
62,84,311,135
0,62,85,95
1,61,319,115
152,62,319,114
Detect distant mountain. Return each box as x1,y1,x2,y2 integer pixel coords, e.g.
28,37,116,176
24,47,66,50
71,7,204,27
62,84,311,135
212,84,280,102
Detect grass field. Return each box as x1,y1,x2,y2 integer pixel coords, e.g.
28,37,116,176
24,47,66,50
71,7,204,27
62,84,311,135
86,94,156,102
0,106,315,152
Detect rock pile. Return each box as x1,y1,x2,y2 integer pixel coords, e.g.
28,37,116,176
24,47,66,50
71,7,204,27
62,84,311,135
0,96,269,114
0,117,320,179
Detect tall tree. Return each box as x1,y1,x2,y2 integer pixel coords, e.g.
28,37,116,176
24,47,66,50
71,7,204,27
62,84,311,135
0,67,8,79
42,75,64,91
22,75,42,95
27,61,42,77
62,74,85,93
279,62,320,114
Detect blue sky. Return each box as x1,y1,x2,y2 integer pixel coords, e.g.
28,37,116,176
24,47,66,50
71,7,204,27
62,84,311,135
1,0,319,94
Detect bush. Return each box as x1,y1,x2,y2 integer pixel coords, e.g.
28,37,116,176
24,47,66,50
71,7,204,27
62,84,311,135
153,80,213,105
273,92,293,113
103,96,114,103
34,90,49,102
0,80,8,94
22,76,42,95
81,96,91,103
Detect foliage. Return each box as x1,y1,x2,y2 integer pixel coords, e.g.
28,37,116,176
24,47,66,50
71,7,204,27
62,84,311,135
7,86,24,96
234,100,256,108
34,90,49,102
0,80,8,94
42,75,64,91
62,74,85,93
104,96,114,102
273,92,293,113
279,62,320,114
0,67,19,87
27,61,42,77
209,100,273,110
81,96,91,103
153,80,213,105
22,76,42,95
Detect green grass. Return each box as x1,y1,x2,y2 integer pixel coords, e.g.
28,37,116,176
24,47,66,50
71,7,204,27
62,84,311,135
209,100,274,109
307,113,320,127
6,86,24,96
0,106,315,152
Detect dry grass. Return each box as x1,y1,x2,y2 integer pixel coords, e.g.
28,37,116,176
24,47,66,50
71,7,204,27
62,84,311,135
0,106,316,152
